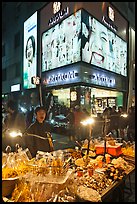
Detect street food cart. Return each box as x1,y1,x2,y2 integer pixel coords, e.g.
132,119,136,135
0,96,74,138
2,136,135,202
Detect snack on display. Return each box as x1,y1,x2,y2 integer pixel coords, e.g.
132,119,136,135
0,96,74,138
76,185,102,202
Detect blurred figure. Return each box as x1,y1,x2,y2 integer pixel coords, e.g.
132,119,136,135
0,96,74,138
117,106,128,140
102,107,111,135
127,106,135,142
26,107,34,128
109,106,119,137
2,100,26,151
73,105,87,141
25,106,53,157
66,107,75,140
3,100,26,133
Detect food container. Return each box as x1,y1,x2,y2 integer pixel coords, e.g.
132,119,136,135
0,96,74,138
2,177,19,197
95,143,122,156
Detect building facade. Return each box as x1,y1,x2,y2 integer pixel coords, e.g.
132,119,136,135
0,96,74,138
2,2,135,114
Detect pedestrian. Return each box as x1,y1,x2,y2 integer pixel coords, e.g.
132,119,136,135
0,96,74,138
102,107,111,135
73,105,88,141
26,107,34,128
117,106,128,141
2,99,26,151
127,106,135,142
25,106,54,157
66,107,75,140
109,106,119,138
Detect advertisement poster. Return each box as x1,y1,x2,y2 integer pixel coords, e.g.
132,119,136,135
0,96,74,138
42,10,81,72
23,11,37,89
82,10,127,76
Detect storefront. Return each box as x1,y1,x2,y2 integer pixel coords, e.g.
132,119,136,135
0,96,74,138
39,2,128,115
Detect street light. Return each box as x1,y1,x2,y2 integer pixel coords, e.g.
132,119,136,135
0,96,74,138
81,117,95,166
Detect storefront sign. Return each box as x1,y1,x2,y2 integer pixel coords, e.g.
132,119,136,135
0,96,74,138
102,16,118,32
53,2,62,14
48,6,69,26
91,73,116,87
108,6,115,22
70,91,77,101
42,68,80,87
48,70,78,83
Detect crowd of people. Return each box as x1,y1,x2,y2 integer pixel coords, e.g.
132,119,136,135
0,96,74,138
102,105,135,142
2,99,135,157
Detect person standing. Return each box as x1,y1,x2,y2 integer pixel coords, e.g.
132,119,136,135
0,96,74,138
25,106,54,157
73,105,87,141
66,107,75,140
127,106,135,142
2,100,26,151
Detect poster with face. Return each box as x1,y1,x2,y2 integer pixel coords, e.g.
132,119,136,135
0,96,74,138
42,10,81,72
82,11,127,76
23,11,37,89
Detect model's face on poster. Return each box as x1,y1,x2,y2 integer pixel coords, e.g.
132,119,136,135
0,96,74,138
89,18,108,67
82,12,127,76
26,38,34,63
23,11,37,89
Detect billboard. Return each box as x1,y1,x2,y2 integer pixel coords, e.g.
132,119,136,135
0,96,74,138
82,10,127,76
42,10,81,72
23,11,37,89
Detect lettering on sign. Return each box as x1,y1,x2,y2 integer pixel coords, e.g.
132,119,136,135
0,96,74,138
102,16,118,32
91,73,116,87
47,70,78,84
48,7,69,26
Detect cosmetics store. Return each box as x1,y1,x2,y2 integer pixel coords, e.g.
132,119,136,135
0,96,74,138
40,2,128,114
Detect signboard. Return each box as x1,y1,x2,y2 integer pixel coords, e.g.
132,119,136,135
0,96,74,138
23,11,37,89
42,66,80,87
82,10,127,76
11,84,20,92
42,10,81,72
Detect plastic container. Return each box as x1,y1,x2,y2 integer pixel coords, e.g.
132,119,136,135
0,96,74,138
95,143,122,156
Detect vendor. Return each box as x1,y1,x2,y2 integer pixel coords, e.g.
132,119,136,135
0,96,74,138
24,106,54,157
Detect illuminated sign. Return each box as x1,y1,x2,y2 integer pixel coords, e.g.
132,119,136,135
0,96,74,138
53,2,61,14
108,6,115,22
48,6,69,26
11,84,20,92
102,16,118,32
43,10,81,71
23,11,37,89
70,91,77,101
91,73,116,87
31,76,41,85
48,70,78,83
42,68,80,87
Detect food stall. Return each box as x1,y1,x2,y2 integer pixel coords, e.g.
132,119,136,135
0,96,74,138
2,136,135,202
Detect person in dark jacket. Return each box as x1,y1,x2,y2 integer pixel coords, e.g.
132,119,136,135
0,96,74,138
127,106,135,142
25,106,54,157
